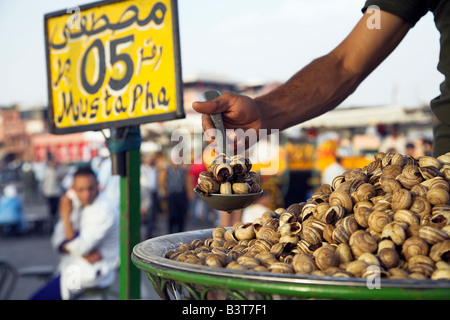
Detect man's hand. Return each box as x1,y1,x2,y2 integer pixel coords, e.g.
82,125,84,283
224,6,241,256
83,250,102,264
59,193,75,240
59,194,73,221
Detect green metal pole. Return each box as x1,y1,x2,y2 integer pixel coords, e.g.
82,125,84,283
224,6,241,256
119,147,141,299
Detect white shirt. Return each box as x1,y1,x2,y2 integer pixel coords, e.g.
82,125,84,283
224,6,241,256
321,162,346,186
51,190,119,299
242,204,271,224
41,167,63,197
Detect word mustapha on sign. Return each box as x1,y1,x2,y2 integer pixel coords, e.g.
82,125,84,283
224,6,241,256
45,0,184,134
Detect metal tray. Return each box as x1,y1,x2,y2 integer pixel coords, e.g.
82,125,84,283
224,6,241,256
132,229,450,300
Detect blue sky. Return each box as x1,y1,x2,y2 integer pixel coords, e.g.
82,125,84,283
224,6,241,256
0,0,443,107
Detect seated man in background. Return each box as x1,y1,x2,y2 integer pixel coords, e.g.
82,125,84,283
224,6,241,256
30,166,119,300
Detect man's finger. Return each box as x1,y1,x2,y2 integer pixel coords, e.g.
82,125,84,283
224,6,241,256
192,94,232,115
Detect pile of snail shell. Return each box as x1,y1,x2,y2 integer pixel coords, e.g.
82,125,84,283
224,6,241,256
194,153,261,196
166,152,450,281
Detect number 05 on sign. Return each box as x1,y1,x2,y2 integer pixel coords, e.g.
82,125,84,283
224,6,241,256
45,0,184,134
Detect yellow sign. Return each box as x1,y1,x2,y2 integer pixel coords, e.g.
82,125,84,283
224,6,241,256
45,0,183,134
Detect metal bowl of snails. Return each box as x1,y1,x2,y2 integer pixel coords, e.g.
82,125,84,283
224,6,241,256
132,152,450,300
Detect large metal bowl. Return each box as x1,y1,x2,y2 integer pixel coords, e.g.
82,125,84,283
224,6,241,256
132,229,450,300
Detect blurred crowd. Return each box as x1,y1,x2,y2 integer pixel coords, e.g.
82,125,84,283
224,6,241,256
0,147,219,239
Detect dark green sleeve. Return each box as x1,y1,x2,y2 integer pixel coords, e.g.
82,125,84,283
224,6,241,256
362,0,429,26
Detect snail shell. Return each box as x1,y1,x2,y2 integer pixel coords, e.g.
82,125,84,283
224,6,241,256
388,267,410,279
301,203,316,222
300,226,323,245
377,247,400,269
437,153,450,165
270,242,288,258
196,172,220,196
329,190,353,214
279,211,298,228
430,211,450,229
391,153,405,166
344,170,368,183
249,238,273,253
314,203,331,220
368,211,392,233
205,254,226,268
358,252,380,267
248,171,260,185
232,182,251,194
418,156,442,169
323,224,337,244
286,203,304,219
407,255,435,277
428,177,449,191
349,230,378,258
364,160,382,176
426,187,449,206
312,192,330,204
393,209,419,226
418,226,449,245
354,206,372,228
237,255,261,269
249,182,261,193
410,196,432,217
333,215,359,244
410,184,429,197
313,246,338,271
213,163,233,183
381,164,402,179
380,176,402,193
335,243,353,265
229,155,247,176
212,227,227,240
322,205,345,225
401,236,429,261
268,262,294,274
292,253,318,274
332,175,345,191
220,182,233,194
234,223,256,240
429,240,450,262
345,260,368,277
226,261,247,270
261,211,278,224
391,188,412,211
254,251,277,267
381,221,406,246
431,268,450,280
256,225,278,240
319,184,333,195
279,233,300,244
279,221,302,236
420,166,442,180
224,228,238,241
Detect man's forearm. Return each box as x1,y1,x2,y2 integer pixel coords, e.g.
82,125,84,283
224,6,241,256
62,216,76,241
256,51,361,131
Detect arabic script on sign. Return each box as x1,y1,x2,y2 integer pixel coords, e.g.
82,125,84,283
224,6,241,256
45,0,182,133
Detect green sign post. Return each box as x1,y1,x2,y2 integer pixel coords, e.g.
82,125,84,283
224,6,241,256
45,0,184,299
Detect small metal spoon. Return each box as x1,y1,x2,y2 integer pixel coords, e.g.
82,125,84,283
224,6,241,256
194,90,263,214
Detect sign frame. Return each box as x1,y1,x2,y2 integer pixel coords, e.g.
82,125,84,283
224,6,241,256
44,0,184,135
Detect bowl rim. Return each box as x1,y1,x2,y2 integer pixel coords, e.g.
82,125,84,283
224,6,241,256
132,228,450,290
